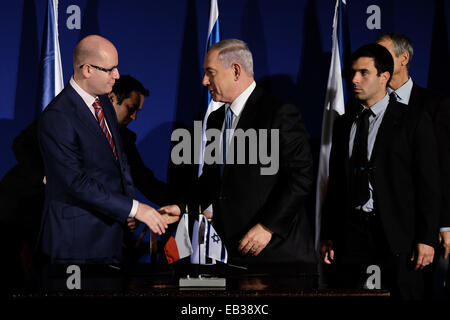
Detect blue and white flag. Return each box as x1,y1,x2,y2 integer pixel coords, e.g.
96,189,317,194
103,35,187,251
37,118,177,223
191,215,228,264
39,0,64,111
205,218,228,263
315,0,349,247
198,0,223,176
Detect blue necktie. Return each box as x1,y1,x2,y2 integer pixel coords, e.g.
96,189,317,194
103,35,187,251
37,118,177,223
222,107,233,174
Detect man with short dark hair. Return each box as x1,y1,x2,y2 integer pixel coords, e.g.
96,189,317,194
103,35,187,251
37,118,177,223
109,75,175,207
320,43,441,299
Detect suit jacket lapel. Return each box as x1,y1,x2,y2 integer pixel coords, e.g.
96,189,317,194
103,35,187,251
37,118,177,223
234,86,263,131
66,85,104,138
99,95,122,163
207,104,226,131
370,101,404,163
341,106,358,184
67,86,119,164
409,83,423,107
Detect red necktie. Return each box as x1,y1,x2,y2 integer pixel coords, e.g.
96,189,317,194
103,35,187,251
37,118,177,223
92,98,117,159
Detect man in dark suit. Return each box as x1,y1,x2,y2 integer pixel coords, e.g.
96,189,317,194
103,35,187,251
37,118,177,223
109,75,175,207
320,43,441,299
161,39,316,267
109,75,178,263
38,35,169,264
0,120,44,294
376,33,450,260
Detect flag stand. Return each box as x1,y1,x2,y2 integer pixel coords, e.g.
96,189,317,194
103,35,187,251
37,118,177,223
178,209,226,288
179,274,226,288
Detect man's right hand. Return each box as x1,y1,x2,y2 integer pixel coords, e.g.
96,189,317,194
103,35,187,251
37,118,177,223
134,202,168,235
158,205,181,216
158,205,182,224
321,240,335,264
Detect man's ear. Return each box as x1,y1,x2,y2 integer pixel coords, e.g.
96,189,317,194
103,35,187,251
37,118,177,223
79,64,92,79
380,71,391,85
108,92,116,104
399,50,410,67
232,63,241,80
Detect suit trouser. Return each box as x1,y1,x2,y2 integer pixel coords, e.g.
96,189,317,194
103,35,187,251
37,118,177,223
332,209,425,299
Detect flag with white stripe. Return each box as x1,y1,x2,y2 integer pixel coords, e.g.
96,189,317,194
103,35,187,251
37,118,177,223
39,0,64,111
198,0,223,176
315,0,349,247
191,215,227,264
164,214,193,264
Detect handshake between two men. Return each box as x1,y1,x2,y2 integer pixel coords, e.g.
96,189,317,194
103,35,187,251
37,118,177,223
127,203,181,234
132,204,273,257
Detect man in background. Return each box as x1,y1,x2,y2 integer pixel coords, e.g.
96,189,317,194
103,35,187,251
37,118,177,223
109,75,175,207
321,43,440,299
109,75,178,263
376,33,450,261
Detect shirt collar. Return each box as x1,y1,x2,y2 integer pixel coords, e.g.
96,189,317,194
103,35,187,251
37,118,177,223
387,77,413,105
361,93,389,117
70,76,98,107
228,81,256,116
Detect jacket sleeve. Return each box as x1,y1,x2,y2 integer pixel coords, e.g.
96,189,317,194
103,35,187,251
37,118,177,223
258,103,313,238
413,108,441,246
434,97,450,228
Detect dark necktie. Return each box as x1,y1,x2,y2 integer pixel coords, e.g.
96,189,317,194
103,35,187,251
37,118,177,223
92,98,117,159
351,107,373,207
389,91,399,102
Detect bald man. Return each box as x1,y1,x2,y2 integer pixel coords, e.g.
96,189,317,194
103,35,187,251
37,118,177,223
38,35,169,264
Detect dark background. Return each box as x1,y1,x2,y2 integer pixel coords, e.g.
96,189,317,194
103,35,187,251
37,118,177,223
1,1,449,253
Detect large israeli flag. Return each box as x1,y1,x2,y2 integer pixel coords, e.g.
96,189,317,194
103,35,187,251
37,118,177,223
198,0,223,176
39,0,64,111
315,0,349,247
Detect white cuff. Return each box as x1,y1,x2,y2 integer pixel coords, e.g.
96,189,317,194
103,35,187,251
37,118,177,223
129,199,139,218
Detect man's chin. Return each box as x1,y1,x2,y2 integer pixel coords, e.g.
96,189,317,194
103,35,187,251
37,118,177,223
354,93,364,100
211,95,224,103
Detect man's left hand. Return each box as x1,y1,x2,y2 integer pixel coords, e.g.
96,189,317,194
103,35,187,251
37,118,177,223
411,243,435,270
127,217,139,232
238,223,273,256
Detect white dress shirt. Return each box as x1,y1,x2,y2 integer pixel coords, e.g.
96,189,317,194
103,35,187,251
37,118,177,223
387,77,413,105
349,93,389,212
205,81,256,213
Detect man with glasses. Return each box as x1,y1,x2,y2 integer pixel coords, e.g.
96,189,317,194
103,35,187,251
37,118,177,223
38,35,171,264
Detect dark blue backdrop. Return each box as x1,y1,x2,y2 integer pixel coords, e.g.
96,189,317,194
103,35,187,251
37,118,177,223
1,0,449,202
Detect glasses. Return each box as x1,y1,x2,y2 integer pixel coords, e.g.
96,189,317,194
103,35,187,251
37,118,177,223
79,64,118,74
